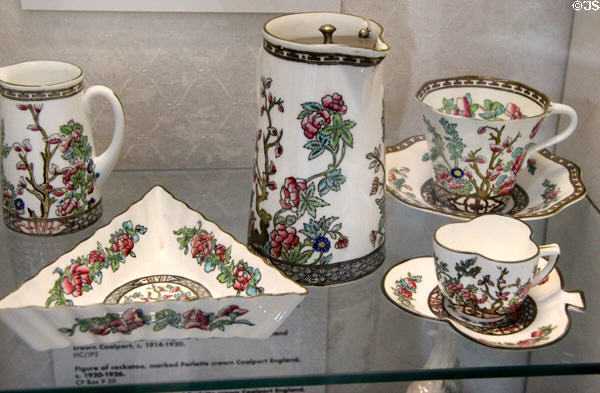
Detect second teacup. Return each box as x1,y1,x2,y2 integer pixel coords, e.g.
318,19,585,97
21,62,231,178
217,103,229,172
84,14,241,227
433,214,558,326
417,75,577,214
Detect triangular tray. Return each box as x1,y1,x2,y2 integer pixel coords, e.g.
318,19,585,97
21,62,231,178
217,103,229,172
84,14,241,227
0,186,307,350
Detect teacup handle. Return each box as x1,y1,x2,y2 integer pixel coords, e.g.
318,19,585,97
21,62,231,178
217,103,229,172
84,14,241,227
532,243,560,286
82,85,125,188
527,103,577,157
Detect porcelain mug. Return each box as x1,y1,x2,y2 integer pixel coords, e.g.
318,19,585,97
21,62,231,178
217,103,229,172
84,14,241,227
0,61,124,235
433,214,559,326
417,76,577,214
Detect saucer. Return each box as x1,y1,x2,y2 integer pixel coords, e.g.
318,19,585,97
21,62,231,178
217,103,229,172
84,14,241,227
386,135,586,220
382,256,585,350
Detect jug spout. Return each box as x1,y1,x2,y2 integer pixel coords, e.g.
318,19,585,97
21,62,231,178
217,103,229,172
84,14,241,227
263,12,389,66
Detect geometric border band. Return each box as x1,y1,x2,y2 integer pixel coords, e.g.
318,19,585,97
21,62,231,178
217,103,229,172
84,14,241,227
263,39,384,67
0,83,83,101
415,76,550,112
251,244,385,286
3,199,102,236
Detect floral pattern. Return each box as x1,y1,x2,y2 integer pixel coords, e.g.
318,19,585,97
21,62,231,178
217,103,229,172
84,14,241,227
540,179,560,205
523,179,561,214
486,325,558,347
513,325,556,347
435,256,532,317
175,221,264,296
387,166,417,201
58,305,253,336
46,220,148,307
422,115,536,200
3,104,99,220
249,77,353,265
437,94,527,120
366,144,385,247
393,272,422,309
120,283,197,303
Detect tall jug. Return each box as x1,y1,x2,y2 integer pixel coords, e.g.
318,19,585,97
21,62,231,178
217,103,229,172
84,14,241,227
248,13,390,285
0,61,124,235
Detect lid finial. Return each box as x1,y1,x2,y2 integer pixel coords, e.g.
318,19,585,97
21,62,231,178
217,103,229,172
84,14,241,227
319,24,336,44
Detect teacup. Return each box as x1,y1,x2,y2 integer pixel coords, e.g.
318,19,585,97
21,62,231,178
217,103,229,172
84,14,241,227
416,76,577,214
433,214,558,326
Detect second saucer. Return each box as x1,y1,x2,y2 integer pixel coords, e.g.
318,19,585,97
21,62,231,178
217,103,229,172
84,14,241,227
386,135,586,220
382,256,585,350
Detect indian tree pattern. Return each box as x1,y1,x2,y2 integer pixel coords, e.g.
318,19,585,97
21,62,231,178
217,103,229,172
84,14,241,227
3,104,99,219
46,220,148,307
388,166,417,201
393,272,422,310
437,93,528,120
120,283,197,303
248,76,353,265
435,256,532,317
58,305,253,336
366,144,385,247
174,221,264,296
422,115,536,199
1,119,20,217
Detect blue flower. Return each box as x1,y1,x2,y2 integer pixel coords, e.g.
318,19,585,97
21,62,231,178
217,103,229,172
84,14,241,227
450,167,464,179
87,159,95,174
313,236,331,253
14,198,24,211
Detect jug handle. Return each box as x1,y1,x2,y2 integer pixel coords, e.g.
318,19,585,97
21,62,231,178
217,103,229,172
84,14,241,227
82,85,125,188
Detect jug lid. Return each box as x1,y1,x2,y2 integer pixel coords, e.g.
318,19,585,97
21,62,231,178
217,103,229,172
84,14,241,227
263,12,389,67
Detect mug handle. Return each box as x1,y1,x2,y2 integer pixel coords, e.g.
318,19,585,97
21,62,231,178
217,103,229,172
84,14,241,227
82,85,125,188
527,103,577,157
531,243,560,286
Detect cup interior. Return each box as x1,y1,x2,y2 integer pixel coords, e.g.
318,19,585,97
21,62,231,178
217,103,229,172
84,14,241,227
0,61,82,88
434,215,538,262
417,76,549,120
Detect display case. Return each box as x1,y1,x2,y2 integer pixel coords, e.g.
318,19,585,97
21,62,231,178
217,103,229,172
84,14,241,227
0,1,599,392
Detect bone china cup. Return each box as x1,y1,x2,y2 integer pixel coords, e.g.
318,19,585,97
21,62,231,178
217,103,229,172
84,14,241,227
433,214,559,326
417,76,577,214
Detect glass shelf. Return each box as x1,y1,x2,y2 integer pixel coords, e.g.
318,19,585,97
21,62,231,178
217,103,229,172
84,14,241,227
0,168,598,391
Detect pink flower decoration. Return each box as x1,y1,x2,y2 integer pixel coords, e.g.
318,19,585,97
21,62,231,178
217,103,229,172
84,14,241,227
321,93,347,114
280,176,307,211
530,119,544,139
301,110,331,139
506,103,523,119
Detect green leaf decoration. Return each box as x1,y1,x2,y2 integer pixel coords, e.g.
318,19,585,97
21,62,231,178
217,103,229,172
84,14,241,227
301,102,322,112
217,273,229,283
317,169,345,197
46,220,147,307
60,124,73,135
174,221,263,294
304,138,326,160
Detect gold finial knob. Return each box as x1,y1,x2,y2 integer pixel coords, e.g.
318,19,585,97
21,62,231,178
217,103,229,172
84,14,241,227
358,27,371,38
319,24,336,44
